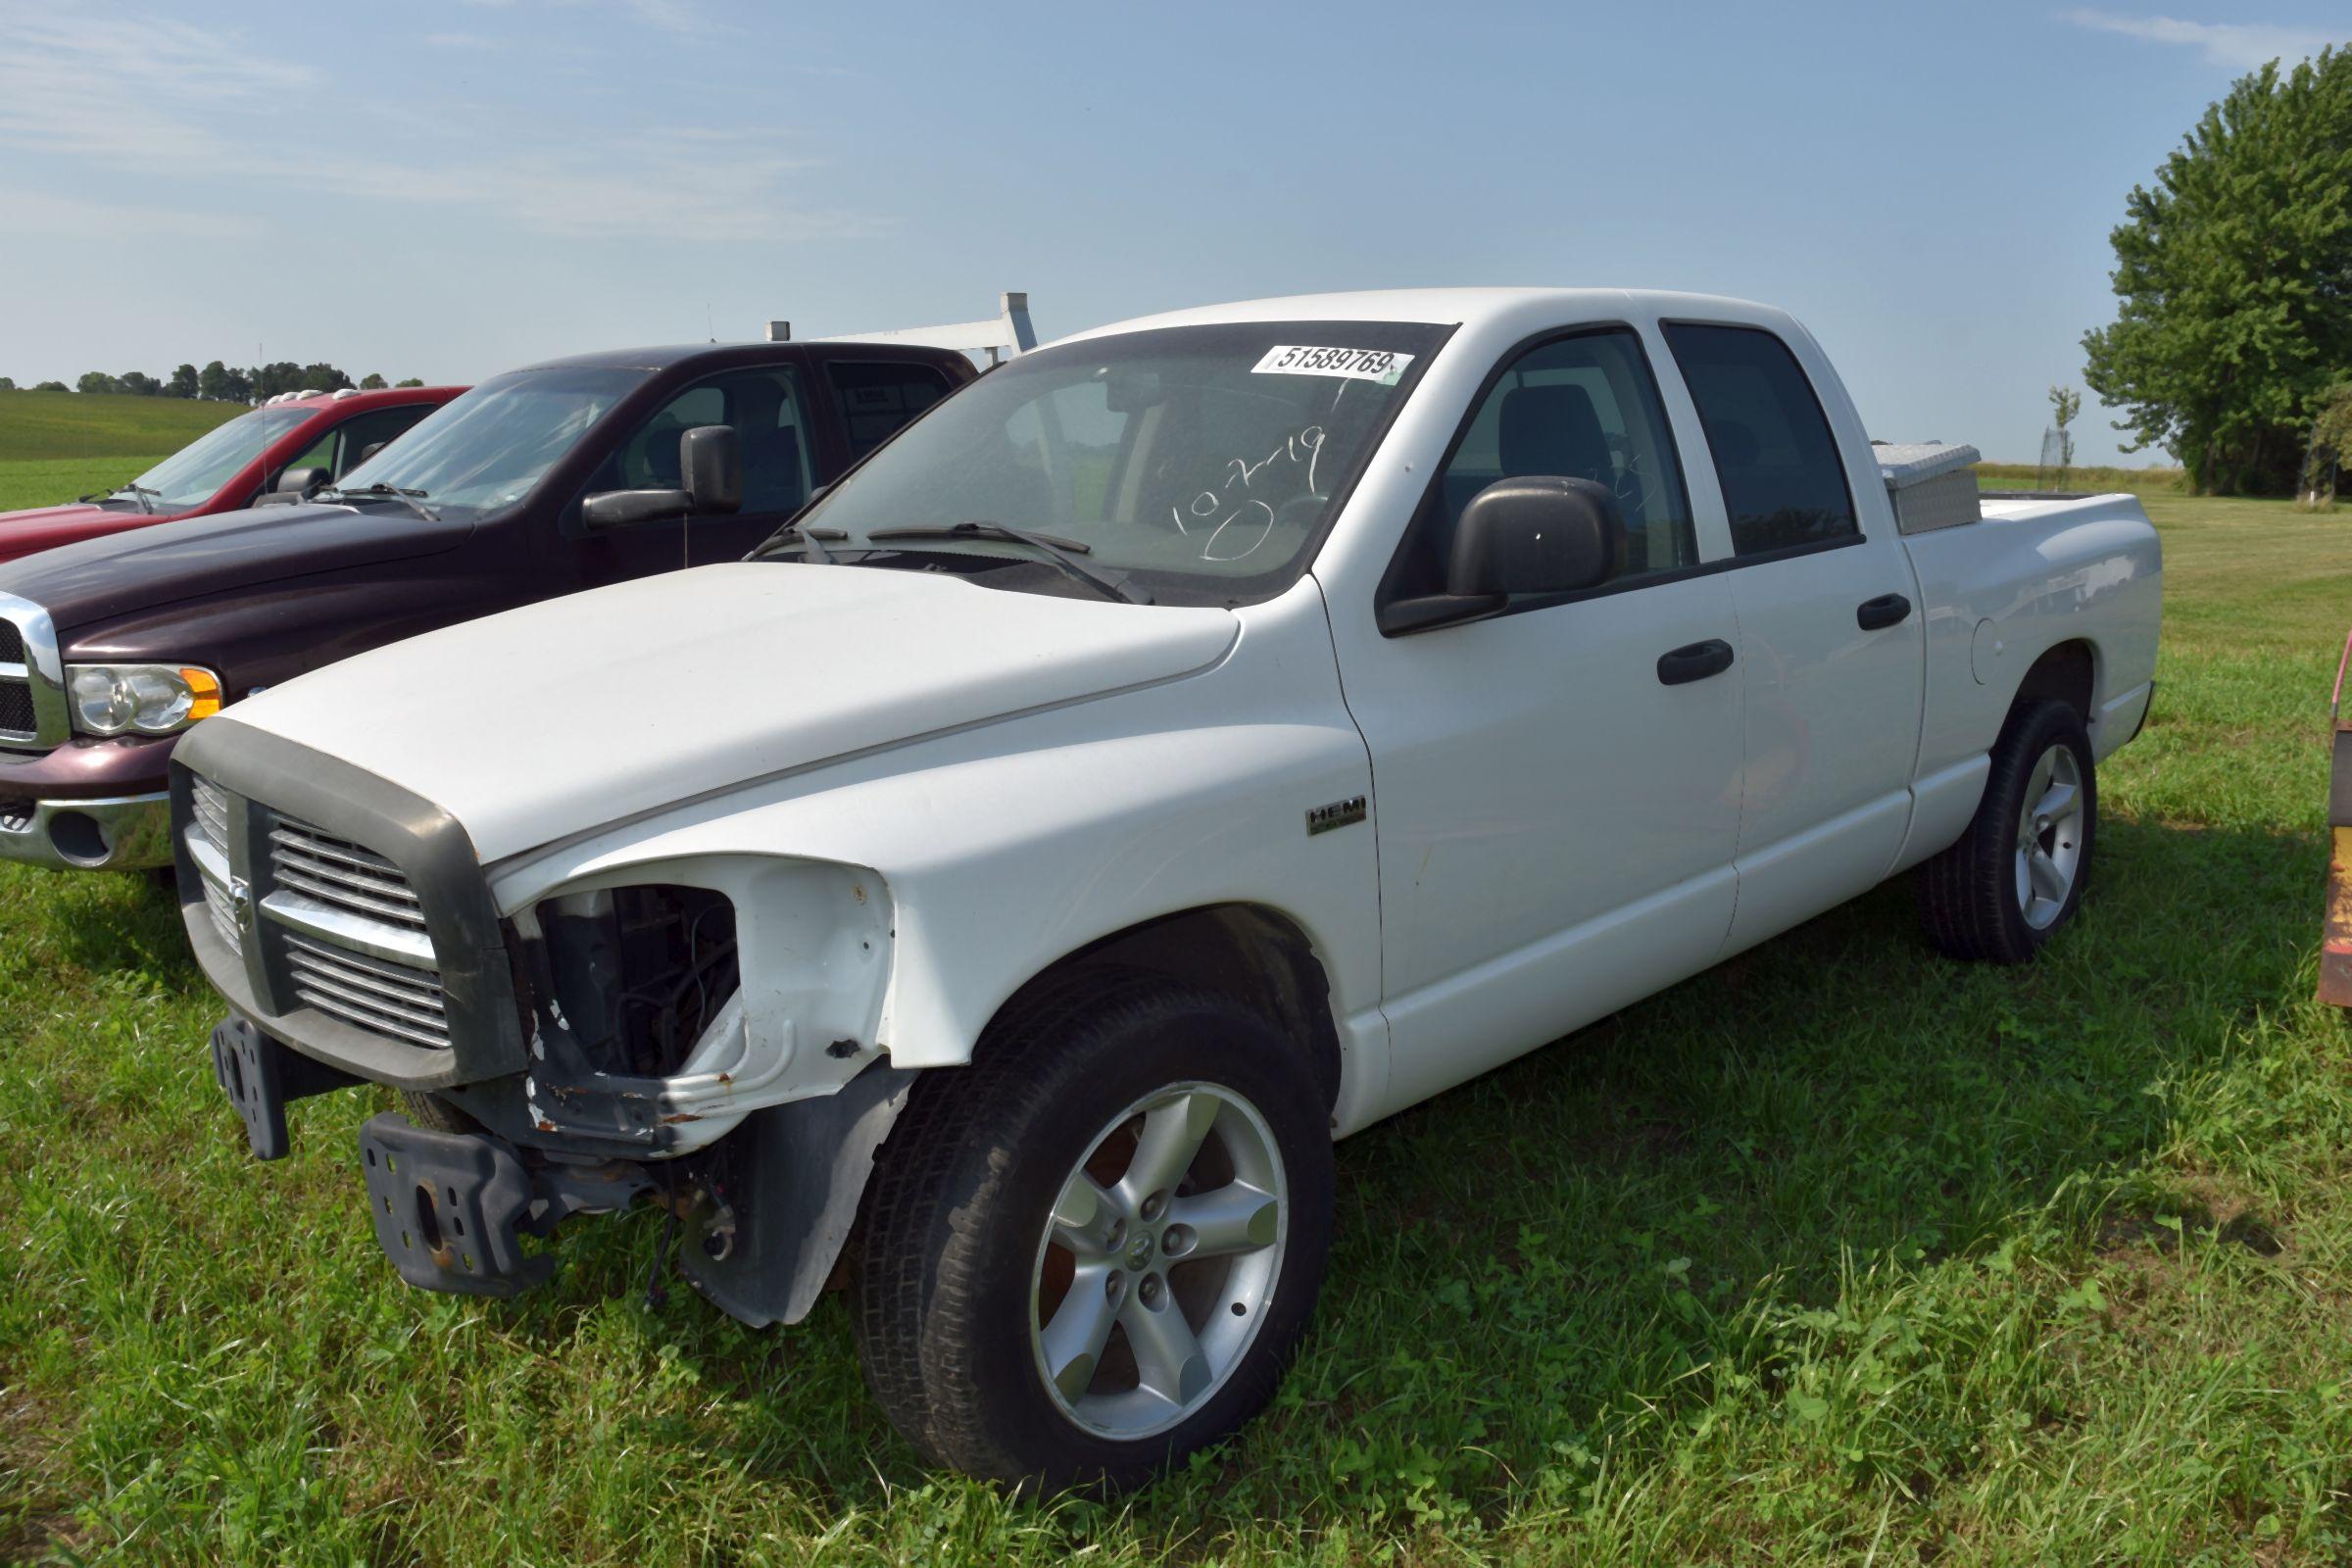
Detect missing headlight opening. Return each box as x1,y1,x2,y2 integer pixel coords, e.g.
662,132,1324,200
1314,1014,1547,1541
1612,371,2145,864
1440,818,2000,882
533,885,742,1082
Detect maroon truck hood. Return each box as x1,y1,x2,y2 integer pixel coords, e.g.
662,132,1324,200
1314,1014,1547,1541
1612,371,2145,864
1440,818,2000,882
0,502,186,566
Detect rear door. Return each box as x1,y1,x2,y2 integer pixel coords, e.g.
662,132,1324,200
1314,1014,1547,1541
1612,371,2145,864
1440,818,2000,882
1656,320,1927,952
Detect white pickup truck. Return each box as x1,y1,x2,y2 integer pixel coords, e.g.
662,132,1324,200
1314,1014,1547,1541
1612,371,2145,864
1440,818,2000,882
173,289,2160,1489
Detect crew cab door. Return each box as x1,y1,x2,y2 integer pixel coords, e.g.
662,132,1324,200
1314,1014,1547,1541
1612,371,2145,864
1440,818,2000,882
1336,325,1746,1112
1655,321,1928,952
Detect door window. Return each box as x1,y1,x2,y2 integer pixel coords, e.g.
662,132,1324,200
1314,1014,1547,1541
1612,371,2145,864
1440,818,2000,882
828,361,953,460
1661,323,1857,556
594,367,813,514
1392,328,1694,599
328,405,434,475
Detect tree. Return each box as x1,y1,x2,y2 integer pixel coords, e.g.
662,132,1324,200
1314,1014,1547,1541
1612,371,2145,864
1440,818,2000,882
394,377,424,388
298,362,353,393
75,371,118,395
197,360,230,401
2082,47,2352,494
220,366,252,404
117,370,161,397
2049,385,2081,470
31,380,67,393
0,377,14,391
2304,381,2352,506
168,363,199,399
250,361,305,399
359,372,387,390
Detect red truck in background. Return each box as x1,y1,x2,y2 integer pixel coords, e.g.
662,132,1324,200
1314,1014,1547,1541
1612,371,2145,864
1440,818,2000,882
0,385,465,565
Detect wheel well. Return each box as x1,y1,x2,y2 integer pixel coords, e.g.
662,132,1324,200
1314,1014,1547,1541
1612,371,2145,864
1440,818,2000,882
2014,640,2095,725
1000,905,1344,1110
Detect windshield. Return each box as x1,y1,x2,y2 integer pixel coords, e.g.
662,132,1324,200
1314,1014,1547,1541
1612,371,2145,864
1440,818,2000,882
332,366,647,515
116,406,313,511
798,320,1448,606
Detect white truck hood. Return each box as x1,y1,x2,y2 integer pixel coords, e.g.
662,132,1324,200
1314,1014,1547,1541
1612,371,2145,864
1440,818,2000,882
222,563,1240,862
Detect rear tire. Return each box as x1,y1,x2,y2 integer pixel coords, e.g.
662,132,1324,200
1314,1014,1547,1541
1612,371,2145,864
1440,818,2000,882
851,974,1335,1491
1915,698,2097,963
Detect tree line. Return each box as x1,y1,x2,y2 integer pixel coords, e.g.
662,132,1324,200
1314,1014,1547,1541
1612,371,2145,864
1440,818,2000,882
2082,45,2349,496
0,362,426,402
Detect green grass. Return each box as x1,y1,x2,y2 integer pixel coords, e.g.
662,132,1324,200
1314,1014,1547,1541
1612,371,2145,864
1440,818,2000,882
1975,462,2188,497
0,459,174,514
0,391,242,465
5,496,2352,1564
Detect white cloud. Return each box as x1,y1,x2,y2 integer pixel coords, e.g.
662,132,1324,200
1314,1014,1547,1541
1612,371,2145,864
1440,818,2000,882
2061,10,2341,70
0,2,885,242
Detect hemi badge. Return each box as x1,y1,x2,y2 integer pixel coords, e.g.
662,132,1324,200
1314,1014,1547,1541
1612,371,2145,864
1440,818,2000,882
1306,796,1367,836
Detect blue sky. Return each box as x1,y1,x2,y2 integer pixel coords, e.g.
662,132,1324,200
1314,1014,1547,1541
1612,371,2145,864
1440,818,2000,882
0,1,2342,465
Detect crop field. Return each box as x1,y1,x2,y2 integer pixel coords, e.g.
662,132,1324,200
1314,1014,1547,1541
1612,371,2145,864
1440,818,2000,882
2,459,2349,1561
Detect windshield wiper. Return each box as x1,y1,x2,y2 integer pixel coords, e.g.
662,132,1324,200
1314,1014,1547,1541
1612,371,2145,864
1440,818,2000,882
751,518,848,564
321,482,440,522
865,521,1151,606
101,481,159,514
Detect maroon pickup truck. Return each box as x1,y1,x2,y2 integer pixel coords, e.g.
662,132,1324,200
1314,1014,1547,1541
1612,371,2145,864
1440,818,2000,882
0,386,466,565
0,338,972,871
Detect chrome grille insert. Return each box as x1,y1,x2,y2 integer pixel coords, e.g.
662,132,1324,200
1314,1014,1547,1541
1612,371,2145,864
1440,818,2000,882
190,776,231,855
283,933,449,1049
203,875,243,956
269,818,425,931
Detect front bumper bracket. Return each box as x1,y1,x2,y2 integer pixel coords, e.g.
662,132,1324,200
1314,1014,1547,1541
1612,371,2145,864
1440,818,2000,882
359,1114,556,1298
211,1013,361,1159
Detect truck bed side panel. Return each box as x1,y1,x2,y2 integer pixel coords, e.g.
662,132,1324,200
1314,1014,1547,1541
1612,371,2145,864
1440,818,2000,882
1892,493,2161,870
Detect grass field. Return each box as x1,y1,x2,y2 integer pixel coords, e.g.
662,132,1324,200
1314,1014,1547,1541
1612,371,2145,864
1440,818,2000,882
0,391,243,465
3,486,2351,1563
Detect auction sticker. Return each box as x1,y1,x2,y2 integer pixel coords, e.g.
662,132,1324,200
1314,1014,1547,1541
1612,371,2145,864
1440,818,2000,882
1251,345,1413,385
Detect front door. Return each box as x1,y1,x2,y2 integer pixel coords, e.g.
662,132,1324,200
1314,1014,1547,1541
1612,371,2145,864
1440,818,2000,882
585,364,822,577
1340,325,1747,1112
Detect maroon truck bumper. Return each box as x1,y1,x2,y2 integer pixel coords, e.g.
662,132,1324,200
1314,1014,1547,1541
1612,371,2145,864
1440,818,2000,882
0,734,175,870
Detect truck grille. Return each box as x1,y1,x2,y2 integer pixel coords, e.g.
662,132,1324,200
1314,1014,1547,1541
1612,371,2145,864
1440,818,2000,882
283,933,449,1049
0,612,33,734
269,818,427,933
0,598,61,748
184,771,453,1055
265,814,443,1046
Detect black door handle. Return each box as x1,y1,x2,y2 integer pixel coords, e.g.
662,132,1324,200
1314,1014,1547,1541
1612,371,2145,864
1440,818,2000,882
1856,592,1912,630
1656,638,1735,686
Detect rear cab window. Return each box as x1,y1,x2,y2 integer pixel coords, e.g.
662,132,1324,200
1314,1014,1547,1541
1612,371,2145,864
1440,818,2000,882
1660,322,1857,557
827,361,954,460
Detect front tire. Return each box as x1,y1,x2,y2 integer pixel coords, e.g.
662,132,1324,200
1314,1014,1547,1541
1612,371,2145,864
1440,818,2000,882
851,975,1335,1491
1915,698,2097,963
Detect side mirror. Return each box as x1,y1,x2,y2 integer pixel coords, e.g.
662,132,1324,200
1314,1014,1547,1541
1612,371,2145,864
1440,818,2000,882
580,424,741,531
679,424,741,515
274,466,327,496
1447,476,1625,599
